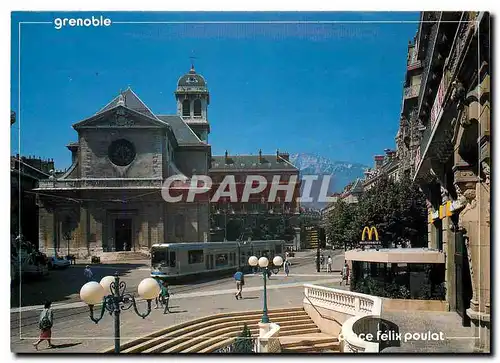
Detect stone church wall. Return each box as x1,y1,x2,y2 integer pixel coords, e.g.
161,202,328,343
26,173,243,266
79,129,164,179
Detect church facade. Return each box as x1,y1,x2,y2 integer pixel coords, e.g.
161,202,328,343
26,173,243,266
35,67,211,258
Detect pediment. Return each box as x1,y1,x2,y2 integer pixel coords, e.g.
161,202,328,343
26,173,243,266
73,105,167,130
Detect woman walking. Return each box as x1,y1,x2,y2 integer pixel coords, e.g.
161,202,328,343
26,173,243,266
33,301,54,350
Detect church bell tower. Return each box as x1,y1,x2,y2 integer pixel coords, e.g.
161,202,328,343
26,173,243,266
174,64,210,142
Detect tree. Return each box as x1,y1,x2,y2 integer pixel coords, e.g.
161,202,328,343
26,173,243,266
326,175,428,249
233,323,254,353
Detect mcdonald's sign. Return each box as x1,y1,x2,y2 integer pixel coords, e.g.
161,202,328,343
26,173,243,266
360,226,381,246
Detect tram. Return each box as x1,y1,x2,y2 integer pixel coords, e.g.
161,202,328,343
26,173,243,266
150,240,285,281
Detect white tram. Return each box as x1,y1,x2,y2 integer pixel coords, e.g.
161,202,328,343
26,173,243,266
150,240,285,280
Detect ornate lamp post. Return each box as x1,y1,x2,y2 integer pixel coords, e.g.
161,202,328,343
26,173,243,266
248,255,283,323
79,273,161,354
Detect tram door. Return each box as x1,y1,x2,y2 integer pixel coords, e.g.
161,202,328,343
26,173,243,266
206,254,214,269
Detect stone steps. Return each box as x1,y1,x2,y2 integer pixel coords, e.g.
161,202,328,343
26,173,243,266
113,307,305,353
105,307,339,353
280,333,340,353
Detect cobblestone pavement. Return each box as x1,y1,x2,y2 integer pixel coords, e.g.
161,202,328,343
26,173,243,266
11,250,344,353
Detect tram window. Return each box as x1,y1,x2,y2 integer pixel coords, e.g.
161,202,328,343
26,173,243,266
169,251,176,268
215,253,228,267
151,249,167,264
188,250,204,264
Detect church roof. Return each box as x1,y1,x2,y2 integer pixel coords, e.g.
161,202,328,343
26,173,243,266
210,154,298,171
177,66,207,88
156,115,207,147
97,88,157,120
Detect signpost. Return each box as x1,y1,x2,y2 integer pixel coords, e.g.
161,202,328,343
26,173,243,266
305,226,320,272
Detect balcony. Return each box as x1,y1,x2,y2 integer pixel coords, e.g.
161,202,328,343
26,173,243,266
404,84,420,99
407,59,422,71
37,178,164,190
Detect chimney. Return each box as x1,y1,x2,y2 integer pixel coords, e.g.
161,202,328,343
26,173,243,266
224,150,228,164
374,155,385,169
280,152,289,162
384,149,396,161
258,149,262,163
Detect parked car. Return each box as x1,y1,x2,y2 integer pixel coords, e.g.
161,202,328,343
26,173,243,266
23,261,49,277
48,256,71,269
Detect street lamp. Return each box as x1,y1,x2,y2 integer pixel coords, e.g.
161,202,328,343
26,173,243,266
79,273,161,354
248,255,283,323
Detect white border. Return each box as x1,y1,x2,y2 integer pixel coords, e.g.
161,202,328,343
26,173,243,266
4,4,498,362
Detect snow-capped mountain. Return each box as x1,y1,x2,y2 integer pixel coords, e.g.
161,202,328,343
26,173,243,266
288,153,369,210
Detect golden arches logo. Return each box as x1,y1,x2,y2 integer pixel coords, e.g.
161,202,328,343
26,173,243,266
361,226,379,241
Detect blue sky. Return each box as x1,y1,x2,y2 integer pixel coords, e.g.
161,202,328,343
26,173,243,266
11,11,419,170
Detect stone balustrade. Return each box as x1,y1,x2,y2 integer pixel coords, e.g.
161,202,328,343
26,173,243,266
258,322,281,353
303,284,382,353
37,178,164,189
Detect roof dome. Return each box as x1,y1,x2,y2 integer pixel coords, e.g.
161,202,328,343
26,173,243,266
177,66,207,88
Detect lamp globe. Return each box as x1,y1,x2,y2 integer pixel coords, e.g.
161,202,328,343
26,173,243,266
258,256,269,268
273,255,283,267
248,256,258,267
100,276,115,296
137,277,161,300
80,281,105,305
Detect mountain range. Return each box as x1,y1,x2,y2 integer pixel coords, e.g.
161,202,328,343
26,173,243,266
288,153,369,210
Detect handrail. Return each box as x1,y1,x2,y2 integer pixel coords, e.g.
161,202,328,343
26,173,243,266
303,293,343,326
303,284,382,353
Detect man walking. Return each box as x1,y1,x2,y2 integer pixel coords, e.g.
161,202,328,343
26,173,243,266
83,265,93,282
340,262,350,286
326,256,333,273
284,259,290,276
320,254,325,271
234,269,244,300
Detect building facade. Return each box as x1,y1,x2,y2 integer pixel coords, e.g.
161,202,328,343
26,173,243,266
35,67,212,258
412,12,490,352
208,150,300,242
11,155,53,246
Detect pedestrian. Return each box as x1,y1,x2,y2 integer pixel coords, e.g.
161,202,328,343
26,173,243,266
83,265,93,282
161,281,171,314
327,256,333,273
284,260,290,276
33,301,54,350
320,254,325,271
234,269,244,300
123,242,128,251
340,262,350,286
154,278,163,309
